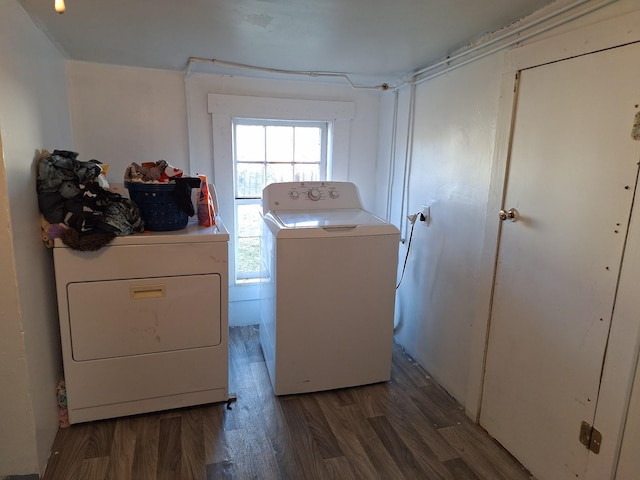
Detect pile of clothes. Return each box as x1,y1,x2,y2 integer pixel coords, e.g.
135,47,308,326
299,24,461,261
124,160,202,217
37,150,144,250
124,159,183,183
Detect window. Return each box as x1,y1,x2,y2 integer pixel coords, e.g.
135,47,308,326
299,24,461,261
233,119,329,282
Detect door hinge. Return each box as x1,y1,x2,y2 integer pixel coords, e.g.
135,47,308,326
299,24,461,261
579,421,602,454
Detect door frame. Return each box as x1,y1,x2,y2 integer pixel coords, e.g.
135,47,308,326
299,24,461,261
467,8,640,480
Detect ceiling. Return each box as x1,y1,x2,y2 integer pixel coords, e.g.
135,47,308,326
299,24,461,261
19,0,556,83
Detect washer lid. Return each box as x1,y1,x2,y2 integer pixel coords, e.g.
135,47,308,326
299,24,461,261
273,209,388,228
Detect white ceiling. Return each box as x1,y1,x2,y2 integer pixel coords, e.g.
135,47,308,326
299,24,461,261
19,0,555,82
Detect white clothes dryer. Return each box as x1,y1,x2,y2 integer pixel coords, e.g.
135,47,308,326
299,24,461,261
260,181,400,395
53,220,229,424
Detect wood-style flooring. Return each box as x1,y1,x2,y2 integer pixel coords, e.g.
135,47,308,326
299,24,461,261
42,326,533,480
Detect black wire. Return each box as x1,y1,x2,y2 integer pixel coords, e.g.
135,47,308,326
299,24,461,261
396,217,418,289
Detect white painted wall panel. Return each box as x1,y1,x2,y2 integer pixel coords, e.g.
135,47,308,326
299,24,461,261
67,61,189,178
390,53,503,404
0,137,35,476
0,0,72,475
375,88,413,226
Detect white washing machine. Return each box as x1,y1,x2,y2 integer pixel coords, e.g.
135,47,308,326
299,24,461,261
53,220,229,424
260,181,400,395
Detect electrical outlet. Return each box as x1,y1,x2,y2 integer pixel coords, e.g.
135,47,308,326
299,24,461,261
420,205,430,226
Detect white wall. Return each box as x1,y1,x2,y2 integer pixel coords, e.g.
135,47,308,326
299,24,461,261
387,53,504,404
0,0,73,475
0,136,34,475
67,61,190,175
375,88,413,224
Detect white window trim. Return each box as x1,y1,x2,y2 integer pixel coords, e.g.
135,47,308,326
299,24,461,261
208,94,355,303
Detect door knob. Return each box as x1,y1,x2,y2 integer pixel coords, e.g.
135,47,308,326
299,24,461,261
499,208,519,222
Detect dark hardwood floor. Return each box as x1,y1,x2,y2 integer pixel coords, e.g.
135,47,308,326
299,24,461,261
42,326,533,480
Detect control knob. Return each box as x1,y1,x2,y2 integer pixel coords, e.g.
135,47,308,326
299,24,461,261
308,188,321,201
329,190,339,199
289,190,299,200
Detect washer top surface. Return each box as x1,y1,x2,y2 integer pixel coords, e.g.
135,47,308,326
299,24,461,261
274,209,388,229
263,182,399,237
54,218,229,247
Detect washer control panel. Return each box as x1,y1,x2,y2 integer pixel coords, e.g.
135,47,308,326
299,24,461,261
288,183,339,202
263,181,362,212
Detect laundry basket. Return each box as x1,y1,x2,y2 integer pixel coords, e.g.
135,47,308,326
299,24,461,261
124,181,188,231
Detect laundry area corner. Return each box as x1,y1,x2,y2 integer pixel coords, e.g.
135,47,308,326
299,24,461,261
42,163,400,426
7,1,640,478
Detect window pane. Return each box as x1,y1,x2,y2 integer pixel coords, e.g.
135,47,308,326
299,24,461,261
266,126,293,163
236,163,264,198
294,164,321,182
233,119,329,284
295,127,321,163
266,164,294,186
236,203,262,237
237,236,261,275
235,125,265,162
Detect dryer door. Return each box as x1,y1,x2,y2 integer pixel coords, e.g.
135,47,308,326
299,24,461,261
67,274,221,361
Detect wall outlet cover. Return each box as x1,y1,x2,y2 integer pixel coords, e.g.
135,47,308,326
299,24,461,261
420,205,430,226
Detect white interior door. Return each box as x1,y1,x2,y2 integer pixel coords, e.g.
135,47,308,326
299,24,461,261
480,42,640,480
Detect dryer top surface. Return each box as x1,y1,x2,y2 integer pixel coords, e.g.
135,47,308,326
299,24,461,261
54,218,229,247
